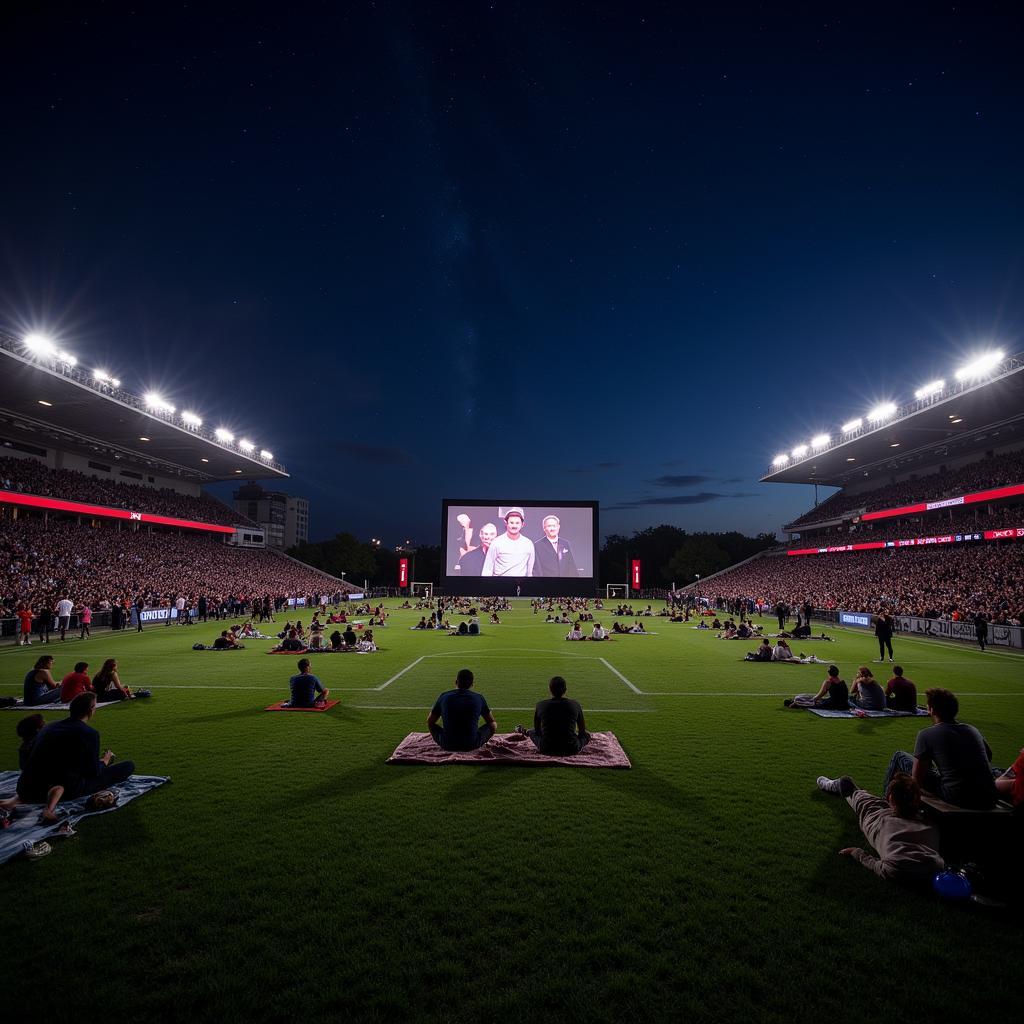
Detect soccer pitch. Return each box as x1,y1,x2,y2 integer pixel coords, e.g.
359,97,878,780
2,604,1022,1023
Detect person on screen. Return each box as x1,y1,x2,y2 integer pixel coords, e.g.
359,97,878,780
532,515,579,577
481,508,535,576
455,522,498,576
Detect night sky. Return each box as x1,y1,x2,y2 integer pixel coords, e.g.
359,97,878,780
3,3,1022,545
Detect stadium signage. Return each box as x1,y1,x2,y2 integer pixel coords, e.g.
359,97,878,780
0,489,236,534
786,528,1024,556
139,608,177,623
894,615,1023,650
839,611,872,628
861,482,1024,522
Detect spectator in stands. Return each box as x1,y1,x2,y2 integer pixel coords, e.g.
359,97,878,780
60,662,93,703
883,687,998,809
427,668,496,752
885,666,917,711
814,772,944,884
16,692,135,821
850,667,886,710
519,675,590,755
287,658,329,707
93,659,135,702
23,655,61,706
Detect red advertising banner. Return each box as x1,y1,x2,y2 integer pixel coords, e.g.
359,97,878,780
861,482,1024,522
787,526,1023,556
631,559,641,590
0,489,235,534
398,557,409,587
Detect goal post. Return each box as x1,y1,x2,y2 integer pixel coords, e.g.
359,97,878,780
606,584,628,599
411,582,434,599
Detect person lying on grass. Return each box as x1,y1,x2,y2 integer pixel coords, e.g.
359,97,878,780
427,668,496,752
287,658,329,708
815,771,943,884
784,664,849,710
513,675,591,756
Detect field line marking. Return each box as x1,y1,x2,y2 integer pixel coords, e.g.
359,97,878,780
599,658,643,695
832,626,1024,660
373,656,426,691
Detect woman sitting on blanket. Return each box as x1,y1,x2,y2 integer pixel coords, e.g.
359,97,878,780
630,621,646,634
23,655,62,706
93,659,135,702
850,666,886,711
785,665,850,710
356,630,377,653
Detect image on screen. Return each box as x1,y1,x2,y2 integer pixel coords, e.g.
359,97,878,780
441,499,598,597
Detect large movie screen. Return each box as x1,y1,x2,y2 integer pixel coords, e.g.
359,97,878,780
441,500,599,597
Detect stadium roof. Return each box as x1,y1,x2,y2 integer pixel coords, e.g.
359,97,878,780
0,333,287,483
761,352,1024,487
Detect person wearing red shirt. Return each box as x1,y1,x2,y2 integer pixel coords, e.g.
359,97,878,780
16,605,33,646
885,666,918,712
60,662,94,703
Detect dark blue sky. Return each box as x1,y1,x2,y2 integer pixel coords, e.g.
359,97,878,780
3,2,1022,544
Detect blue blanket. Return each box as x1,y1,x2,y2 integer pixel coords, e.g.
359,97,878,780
0,769,170,866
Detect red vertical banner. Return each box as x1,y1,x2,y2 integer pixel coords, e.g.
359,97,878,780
398,557,409,588
631,559,641,590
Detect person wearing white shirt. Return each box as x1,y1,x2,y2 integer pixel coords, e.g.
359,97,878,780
481,508,535,577
565,625,584,641
591,623,607,641
55,596,74,641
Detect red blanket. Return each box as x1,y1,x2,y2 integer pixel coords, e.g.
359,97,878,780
387,731,631,768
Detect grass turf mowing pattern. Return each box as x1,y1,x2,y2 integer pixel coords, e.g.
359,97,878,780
1,608,1022,1023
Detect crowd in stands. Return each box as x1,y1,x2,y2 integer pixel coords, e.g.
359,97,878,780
704,542,1024,622
0,516,343,618
787,447,1024,528
0,455,251,527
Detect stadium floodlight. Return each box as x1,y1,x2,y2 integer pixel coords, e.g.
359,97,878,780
259,449,273,461
914,379,945,400
954,349,1004,381
58,350,77,366
93,369,111,383
181,411,202,427
771,454,789,467
841,417,862,433
810,433,830,449
143,391,175,414
791,444,808,459
22,333,57,357
111,377,121,388
867,402,897,422
215,428,234,443
239,439,255,453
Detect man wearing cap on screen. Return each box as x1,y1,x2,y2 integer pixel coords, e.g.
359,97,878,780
455,522,498,576
482,507,536,576
533,515,578,578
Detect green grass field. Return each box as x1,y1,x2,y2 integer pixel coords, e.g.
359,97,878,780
1,605,1022,1023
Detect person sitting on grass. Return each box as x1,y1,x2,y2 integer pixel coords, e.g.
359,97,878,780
356,630,377,653
288,658,329,708
995,747,1024,806
517,675,591,756
60,662,93,703
885,666,918,711
590,622,608,641
427,668,496,752
92,659,135,701
414,617,428,630
23,655,63,706
16,693,135,823
814,771,943,884
771,639,797,662
785,664,849,710
566,622,584,641
212,630,241,650
630,621,646,633
883,687,999,809
850,666,885,710
0,715,50,817
276,629,304,652
329,629,345,650
343,625,358,648
745,638,774,662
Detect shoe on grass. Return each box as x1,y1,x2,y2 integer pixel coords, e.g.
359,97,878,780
25,841,52,860
816,776,843,794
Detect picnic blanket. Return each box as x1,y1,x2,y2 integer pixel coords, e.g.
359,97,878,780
2,698,113,712
266,648,308,654
387,731,631,768
192,644,245,651
264,699,340,712
809,707,930,719
0,770,170,866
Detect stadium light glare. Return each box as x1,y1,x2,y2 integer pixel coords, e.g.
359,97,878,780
23,333,57,357
791,444,808,458
771,454,789,467
215,428,234,443
58,350,77,366
111,378,121,388
239,439,255,453
143,391,175,414
93,369,111,383
867,402,897,422
841,417,862,433
914,379,945,400
810,433,830,449
181,411,202,427
954,349,1004,381
259,449,273,461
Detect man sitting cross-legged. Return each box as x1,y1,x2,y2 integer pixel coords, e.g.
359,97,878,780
287,658,329,708
519,675,591,756
814,772,943,884
427,668,496,752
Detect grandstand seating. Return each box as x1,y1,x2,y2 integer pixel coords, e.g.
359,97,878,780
0,455,252,527
787,447,1024,528
0,516,342,614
